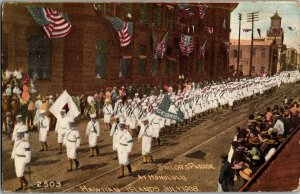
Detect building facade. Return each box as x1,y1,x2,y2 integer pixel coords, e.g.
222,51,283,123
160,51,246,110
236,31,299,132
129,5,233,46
285,48,298,70
2,3,237,94
229,38,278,76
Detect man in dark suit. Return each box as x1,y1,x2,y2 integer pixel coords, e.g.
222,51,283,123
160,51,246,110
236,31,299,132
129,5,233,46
218,153,234,192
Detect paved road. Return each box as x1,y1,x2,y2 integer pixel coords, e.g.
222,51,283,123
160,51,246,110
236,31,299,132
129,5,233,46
2,83,300,192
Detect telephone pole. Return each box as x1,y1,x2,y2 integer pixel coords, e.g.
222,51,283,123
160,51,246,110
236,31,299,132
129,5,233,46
247,12,259,77
236,13,242,79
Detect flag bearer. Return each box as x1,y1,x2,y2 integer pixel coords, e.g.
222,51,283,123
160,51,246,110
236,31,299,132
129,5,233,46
138,117,154,164
86,114,100,157
38,110,50,151
12,115,29,144
117,123,133,178
63,119,81,171
11,131,31,191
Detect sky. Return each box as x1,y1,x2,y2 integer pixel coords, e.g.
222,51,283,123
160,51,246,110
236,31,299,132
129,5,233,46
230,2,300,52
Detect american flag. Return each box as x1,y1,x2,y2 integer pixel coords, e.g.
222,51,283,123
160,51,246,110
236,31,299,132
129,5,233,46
205,27,214,34
177,4,194,24
155,33,168,59
198,4,208,19
243,29,252,32
27,6,72,38
105,16,133,47
180,34,195,56
272,27,283,34
197,40,207,60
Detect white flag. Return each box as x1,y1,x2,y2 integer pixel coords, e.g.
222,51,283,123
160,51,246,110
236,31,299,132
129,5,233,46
49,90,80,119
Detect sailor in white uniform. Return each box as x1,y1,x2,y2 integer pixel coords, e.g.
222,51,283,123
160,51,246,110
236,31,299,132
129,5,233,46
63,119,81,171
138,117,154,164
117,123,133,178
12,115,29,144
11,131,31,191
38,110,50,151
55,109,71,155
103,99,113,131
110,115,121,159
86,114,100,157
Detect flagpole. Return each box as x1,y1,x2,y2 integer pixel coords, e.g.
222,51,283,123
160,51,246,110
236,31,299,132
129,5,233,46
237,13,242,80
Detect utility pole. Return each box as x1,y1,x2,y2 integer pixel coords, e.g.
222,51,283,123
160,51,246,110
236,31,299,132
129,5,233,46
236,13,242,79
247,12,259,77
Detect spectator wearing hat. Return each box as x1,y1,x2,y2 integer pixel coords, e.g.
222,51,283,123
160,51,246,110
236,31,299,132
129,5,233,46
265,107,273,122
117,123,133,178
218,153,234,192
102,99,113,131
2,95,11,133
38,110,50,151
110,115,121,160
138,117,154,164
55,109,71,155
11,131,31,191
63,119,80,171
85,114,100,157
273,115,285,137
12,115,29,143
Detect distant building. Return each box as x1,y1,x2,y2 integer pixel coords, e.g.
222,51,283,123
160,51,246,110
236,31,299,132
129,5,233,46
266,11,287,73
229,38,278,76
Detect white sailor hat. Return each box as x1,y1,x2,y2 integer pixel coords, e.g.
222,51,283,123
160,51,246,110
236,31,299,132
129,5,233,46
135,93,139,96
128,99,132,102
152,103,158,107
141,102,146,107
49,95,53,98
90,113,96,118
142,117,149,122
142,106,147,110
40,110,46,114
16,115,22,119
69,118,75,123
60,109,66,113
143,95,146,97
131,101,136,105
114,115,119,119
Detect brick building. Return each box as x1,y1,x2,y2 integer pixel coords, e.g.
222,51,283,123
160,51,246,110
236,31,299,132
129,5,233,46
2,3,237,94
229,38,278,76
285,48,298,70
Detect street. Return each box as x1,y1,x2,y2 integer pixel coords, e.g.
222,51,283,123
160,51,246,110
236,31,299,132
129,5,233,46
2,83,300,192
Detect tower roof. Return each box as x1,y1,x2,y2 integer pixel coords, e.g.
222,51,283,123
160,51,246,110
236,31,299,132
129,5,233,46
271,11,282,19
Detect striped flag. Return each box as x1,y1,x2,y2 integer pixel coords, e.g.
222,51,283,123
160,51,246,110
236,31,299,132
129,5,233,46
197,40,207,60
205,27,214,34
27,6,72,38
152,32,158,59
178,4,194,24
198,4,208,19
243,29,252,32
105,16,133,47
272,27,283,34
180,34,194,56
155,33,168,59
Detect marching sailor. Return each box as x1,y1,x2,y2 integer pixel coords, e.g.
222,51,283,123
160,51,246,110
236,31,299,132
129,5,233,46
110,115,121,159
149,104,162,146
11,131,31,191
63,119,81,171
55,109,71,155
12,115,29,144
38,110,50,151
103,99,113,131
86,114,100,157
117,123,133,178
138,117,154,164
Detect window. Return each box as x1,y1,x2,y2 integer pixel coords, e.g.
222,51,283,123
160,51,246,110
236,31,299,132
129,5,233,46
252,48,256,56
119,58,128,77
105,4,111,15
260,66,265,73
153,5,162,26
140,4,148,24
165,60,173,75
28,36,51,80
196,60,202,72
139,59,146,75
95,3,110,14
251,66,255,72
234,50,238,58
124,4,133,17
96,40,107,78
166,9,174,30
152,58,158,76
261,48,266,57
239,65,243,71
